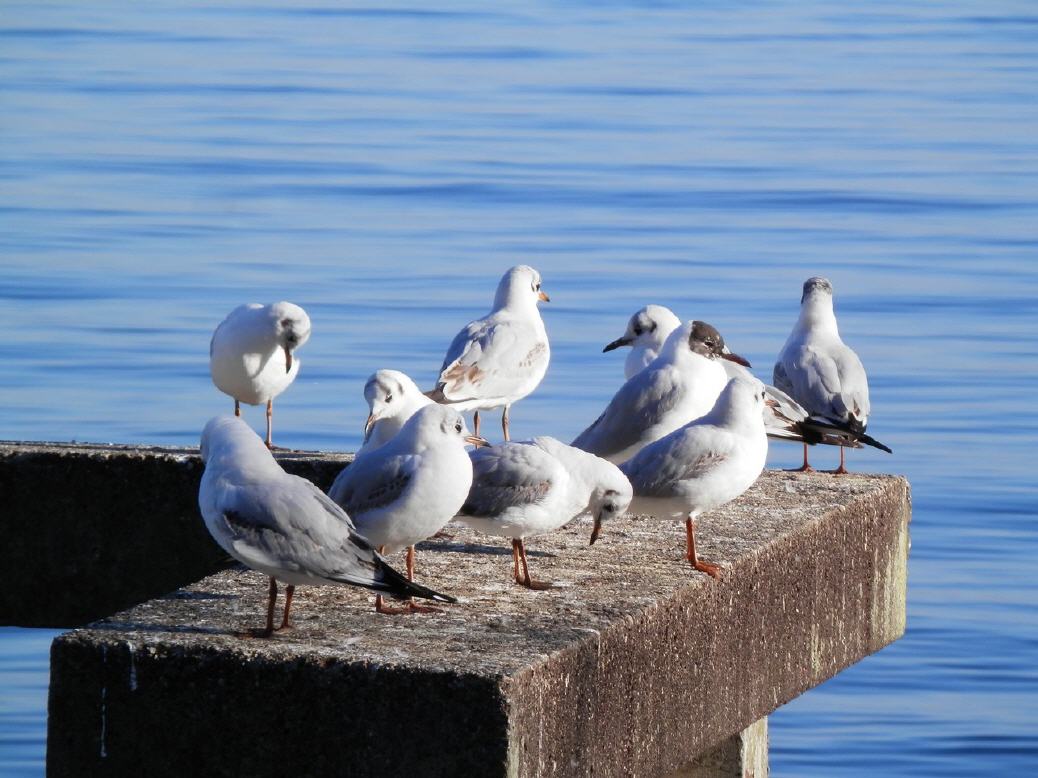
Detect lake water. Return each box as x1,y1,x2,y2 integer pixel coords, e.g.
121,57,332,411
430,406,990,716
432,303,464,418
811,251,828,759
2,1,1037,774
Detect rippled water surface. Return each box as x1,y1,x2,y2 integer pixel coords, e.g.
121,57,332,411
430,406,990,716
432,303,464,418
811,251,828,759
3,2,1037,775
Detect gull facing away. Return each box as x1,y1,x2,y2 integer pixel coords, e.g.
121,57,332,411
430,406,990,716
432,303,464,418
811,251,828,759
620,376,768,579
198,416,455,637
328,404,488,614
573,320,750,464
603,304,683,380
357,369,433,456
209,302,311,448
427,265,550,442
456,436,633,589
773,277,891,473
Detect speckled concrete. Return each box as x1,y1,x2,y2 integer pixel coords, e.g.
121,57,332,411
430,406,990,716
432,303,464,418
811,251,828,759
46,463,910,778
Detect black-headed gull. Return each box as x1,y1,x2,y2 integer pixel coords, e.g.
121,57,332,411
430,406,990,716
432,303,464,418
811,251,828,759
428,265,550,441
456,436,632,589
327,404,488,613
209,302,311,448
620,376,768,579
358,369,433,456
198,415,454,636
573,320,749,464
603,304,683,380
773,277,891,473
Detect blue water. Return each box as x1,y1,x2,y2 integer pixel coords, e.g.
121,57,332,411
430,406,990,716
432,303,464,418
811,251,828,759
2,1,1037,774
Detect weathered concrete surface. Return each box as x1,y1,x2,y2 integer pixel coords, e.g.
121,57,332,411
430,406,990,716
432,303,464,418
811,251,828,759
0,441,351,626
48,469,910,778
668,718,768,778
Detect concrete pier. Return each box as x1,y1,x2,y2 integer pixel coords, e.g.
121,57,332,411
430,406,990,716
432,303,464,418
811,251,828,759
35,442,909,778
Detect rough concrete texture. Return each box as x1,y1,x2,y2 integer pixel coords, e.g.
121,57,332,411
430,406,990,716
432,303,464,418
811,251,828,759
0,441,351,626
48,468,909,778
668,718,768,778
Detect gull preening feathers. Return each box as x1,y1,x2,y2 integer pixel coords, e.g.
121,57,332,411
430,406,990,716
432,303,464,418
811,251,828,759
773,277,891,473
456,436,632,588
197,415,454,636
209,302,311,448
620,376,768,579
428,265,550,441
603,304,683,380
574,320,749,464
358,369,433,456
328,404,487,613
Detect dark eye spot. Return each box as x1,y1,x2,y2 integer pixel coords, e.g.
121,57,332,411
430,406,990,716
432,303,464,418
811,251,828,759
633,326,643,336
455,422,462,433
385,393,393,403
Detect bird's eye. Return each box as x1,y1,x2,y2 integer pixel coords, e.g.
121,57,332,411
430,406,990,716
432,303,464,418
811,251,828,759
385,393,393,403
455,422,462,433
534,282,541,291
633,326,642,336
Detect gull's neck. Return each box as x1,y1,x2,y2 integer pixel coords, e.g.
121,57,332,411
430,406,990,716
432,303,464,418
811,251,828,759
796,293,840,339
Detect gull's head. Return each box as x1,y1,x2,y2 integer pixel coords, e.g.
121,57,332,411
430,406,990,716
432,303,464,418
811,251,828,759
588,468,633,546
603,304,680,353
495,265,549,309
717,375,768,420
801,277,834,305
409,404,488,449
270,302,311,373
687,320,752,368
363,369,422,436
199,415,256,464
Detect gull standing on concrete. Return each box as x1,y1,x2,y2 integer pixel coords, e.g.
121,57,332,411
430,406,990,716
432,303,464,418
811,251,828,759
773,277,891,473
603,304,683,380
209,302,311,449
620,377,768,579
428,265,550,441
456,437,632,589
573,320,750,464
198,416,455,637
358,369,433,456
328,404,487,613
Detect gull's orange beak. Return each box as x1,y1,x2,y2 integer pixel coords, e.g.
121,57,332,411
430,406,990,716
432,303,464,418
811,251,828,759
465,435,490,448
721,351,751,368
284,346,293,373
538,289,550,303
364,413,377,437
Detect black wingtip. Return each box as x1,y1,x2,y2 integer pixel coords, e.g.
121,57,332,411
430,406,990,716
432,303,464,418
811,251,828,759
858,432,893,454
376,556,458,604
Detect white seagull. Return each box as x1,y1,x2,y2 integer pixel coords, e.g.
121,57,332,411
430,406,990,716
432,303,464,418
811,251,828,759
209,302,311,448
620,376,768,579
198,415,454,636
327,404,487,613
456,436,632,589
428,265,550,441
603,304,683,380
357,369,433,456
573,320,749,464
773,277,891,473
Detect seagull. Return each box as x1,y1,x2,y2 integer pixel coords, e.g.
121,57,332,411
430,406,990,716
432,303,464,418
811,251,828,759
573,320,750,464
620,376,768,579
603,304,683,380
327,404,488,614
209,302,311,449
197,415,455,637
456,436,632,589
773,277,891,473
427,265,550,441
357,369,433,456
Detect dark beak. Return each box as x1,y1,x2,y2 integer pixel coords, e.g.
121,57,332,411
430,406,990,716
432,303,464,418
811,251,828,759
721,351,752,368
364,413,377,437
589,515,603,545
284,346,293,373
465,435,490,448
602,336,632,353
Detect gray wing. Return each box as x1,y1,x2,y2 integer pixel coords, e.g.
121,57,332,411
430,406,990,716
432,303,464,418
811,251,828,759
572,366,684,457
436,315,546,401
328,452,415,519
621,426,731,497
216,475,383,585
459,442,557,518
779,344,870,426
